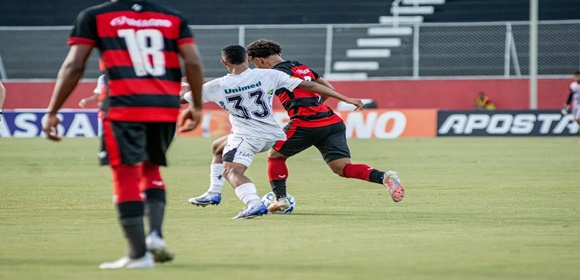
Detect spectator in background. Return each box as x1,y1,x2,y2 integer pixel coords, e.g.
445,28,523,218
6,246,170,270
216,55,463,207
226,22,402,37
0,82,5,120
561,71,580,126
473,91,495,111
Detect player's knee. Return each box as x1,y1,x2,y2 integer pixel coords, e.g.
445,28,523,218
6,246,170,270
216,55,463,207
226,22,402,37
211,142,224,155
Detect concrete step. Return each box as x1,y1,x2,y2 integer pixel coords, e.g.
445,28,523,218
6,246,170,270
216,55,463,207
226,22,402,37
402,0,445,5
390,6,434,15
357,38,401,47
324,73,369,80
379,16,424,24
346,49,391,58
368,26,413,36
334,61,380,71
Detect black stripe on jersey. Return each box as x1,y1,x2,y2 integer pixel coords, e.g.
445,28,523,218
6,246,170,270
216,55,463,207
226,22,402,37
281,97,321,111
97,37,178,53
292,111,335,121
109,94,180,108
107,66,182,82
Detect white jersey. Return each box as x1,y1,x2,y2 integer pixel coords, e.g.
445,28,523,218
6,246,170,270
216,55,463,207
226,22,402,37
93,74,106,95
188,68,302,141
570,82,580,108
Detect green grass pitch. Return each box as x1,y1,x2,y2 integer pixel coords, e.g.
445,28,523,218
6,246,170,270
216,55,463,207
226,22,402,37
1,137,579,280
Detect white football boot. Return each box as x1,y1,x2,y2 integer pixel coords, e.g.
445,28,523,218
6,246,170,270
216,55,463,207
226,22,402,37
99,252,154,269
146,233,174,263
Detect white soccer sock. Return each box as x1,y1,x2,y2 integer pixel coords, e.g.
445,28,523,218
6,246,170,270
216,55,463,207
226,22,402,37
207,164,225,194
234,183,262,207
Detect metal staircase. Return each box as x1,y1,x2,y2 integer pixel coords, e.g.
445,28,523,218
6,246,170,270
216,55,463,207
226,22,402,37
326,0,445,80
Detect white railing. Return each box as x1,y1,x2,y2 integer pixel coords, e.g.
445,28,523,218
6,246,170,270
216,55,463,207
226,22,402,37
0,20,578,80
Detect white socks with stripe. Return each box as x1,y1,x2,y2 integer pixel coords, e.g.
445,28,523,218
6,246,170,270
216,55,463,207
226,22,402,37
234,183,262,207
207,164,225,194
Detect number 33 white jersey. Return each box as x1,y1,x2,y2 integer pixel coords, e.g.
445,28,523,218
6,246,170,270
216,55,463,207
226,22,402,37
187,68,302,141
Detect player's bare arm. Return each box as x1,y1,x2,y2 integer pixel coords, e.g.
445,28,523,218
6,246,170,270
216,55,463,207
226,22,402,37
298,80,363,110
178,43,205,132
315,77,334,102
79,95,99,108
44,44,93,141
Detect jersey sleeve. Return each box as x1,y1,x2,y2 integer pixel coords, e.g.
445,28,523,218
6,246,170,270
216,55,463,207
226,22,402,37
274,70,302,92
67,9,97,47
93,75,106,94
177,16,195,46
201,79,220,103
312,69,320,80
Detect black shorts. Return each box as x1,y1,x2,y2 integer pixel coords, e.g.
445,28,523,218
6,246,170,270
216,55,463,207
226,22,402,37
100,120,176,167
273,121,350,162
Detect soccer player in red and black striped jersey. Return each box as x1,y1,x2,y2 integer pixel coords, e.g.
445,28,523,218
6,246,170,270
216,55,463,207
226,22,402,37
248,40,404,210
188,40,404,212
42,0,204,269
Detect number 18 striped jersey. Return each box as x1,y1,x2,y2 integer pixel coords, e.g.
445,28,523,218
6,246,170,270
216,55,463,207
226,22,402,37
68,0,195,122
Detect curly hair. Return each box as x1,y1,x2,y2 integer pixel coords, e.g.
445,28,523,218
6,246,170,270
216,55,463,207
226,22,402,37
246,39,282,58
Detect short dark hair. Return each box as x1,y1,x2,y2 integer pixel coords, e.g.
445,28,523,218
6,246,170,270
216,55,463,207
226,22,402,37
574,70,580,75
246,39,282,58
222,45,247,65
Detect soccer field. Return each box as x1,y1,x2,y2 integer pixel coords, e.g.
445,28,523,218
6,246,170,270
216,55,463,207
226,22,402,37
1,137,579,280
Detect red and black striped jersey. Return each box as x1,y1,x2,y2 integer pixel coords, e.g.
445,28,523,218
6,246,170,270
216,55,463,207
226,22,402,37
273,61,342,127
68,0,195,122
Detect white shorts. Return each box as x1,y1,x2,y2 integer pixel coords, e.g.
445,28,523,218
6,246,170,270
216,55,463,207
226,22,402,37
222,134,276,167
573,106,580,120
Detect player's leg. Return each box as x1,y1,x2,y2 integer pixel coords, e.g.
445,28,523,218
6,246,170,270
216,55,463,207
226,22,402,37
222,135,268,219
99,120,153,269
188,135,227,206
140,122,177,263
316,122,405,202
573,107,580,143
267,123,316,212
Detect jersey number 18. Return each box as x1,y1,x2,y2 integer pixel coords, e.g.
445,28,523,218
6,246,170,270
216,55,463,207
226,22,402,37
118,29,166,77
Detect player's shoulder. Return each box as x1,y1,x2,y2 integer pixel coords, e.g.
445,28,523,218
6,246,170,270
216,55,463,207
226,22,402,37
273,60,309,75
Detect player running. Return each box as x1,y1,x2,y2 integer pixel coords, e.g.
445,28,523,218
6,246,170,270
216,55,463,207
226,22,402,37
561,71,580,128
43,0,204,269
188,39,405,212
182,45,363,219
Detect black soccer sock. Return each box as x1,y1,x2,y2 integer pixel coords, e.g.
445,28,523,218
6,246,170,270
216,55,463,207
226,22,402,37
270,180,287,200
144,188,166,238
369,170,386,184
117,201,146,259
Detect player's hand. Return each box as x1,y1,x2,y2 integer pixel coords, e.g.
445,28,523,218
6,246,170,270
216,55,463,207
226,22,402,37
346,98,364,111
43,113,61,141
561,104,569,115
178,105,202,132
78,98,87,108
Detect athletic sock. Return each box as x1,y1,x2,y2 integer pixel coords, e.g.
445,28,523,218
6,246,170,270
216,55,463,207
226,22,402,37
143,188,166,238
342,163,385,184
268,158,288,199
117,201,146,259
234,183,262,207
207,163,225,194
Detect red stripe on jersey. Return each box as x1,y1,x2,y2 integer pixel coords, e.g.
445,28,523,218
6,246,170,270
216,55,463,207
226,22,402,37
102,50,181,68
178,37,195,46
106,107,179,122
108,79,181,96
68,37,96,47
96,11,184,39
292,114,343,128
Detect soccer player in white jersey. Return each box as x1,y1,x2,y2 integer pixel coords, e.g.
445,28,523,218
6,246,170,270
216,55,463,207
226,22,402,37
78,74,106,108
183,45,363,219
562,71,580,127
